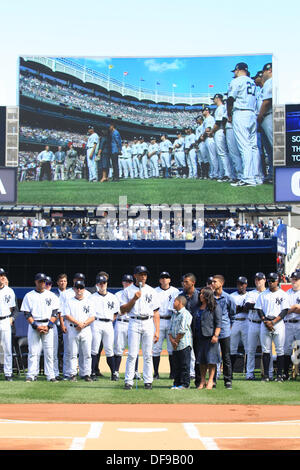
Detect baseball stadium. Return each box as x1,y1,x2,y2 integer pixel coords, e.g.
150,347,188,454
0,51,300,453
17,55,274,206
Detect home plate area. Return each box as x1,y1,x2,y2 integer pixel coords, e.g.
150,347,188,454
0,418,300,450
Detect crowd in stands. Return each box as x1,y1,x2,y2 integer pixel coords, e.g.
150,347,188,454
20,71,200,129
0,215,282,241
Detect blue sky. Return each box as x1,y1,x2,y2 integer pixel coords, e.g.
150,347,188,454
69,55,272,96
1,0,300,105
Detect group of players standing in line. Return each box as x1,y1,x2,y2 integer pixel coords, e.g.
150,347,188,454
0,263,299,390
21,61,273,186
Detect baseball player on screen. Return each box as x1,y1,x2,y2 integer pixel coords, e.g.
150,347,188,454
227,62,261,187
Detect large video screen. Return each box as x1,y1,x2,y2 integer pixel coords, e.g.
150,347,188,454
18,54,273,206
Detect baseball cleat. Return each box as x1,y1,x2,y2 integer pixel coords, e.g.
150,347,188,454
124,383,133,390
144,383,153,390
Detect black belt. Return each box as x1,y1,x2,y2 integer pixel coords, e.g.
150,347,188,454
96,318,112,322
35,319,49,323
0,315,11,320
234,318,247,321
131,316,151,320
117,318,129,323
160,316,171,320
285,319,300,323
249,319,261,324
265,317,276,321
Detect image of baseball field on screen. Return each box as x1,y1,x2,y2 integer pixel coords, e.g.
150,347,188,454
18,54,273,206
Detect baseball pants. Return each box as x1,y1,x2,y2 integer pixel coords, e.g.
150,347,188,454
232,110,260,185
261,115,273,179
91,320,114,357
187,149,197,178
205,138,219,179
68,326,92,377
174,151,185,169
260,321,285,356
87,149,97,181
225,124,243,181
132,156,139,177
27,325,55,381
114,319,129,356
141,155,149,179
247,320,274,378
230,320,248,355
214,129,232,179
284,321,300,356
150,155,159,177
0,326,12,377
121,158,134,178
53,324,59,378
152,319,173,356
125,318,154,385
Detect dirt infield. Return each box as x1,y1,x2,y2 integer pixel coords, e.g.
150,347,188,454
0,403,300,422
1,404,300,450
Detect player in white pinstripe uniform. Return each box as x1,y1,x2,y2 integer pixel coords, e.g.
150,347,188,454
227,62,261,187
21,273,60,382
159,134,173,178
120,141,134,179
114,274,141,380
229,276,249,376
257,62,273,182
202,108,219,180
0,267,16,381
90,274,120,381
153,272,179,379
173,131,186,178
212,94,232,182
255,272,289,382
148,137,160,178
184,127,197,179
120,265,160,390
245,272,273,380
283,271,300,380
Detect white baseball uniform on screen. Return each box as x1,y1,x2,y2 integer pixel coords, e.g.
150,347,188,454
173,135,186,170
260,77,273,147
64,292,95,378
255,288,289,357
214,103,232,179
224,107,243,181
120,144,134,179
121,274,160,386
203,114,219,179
0,284,16,378
159,137,172,174
184,131,197,178
228,69,261,185
245,287,273,379
21,286,60,381
148,141,160,178
86,130,99,182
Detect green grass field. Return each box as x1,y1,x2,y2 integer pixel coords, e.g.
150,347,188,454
1,372,299,405
18,179,274,206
